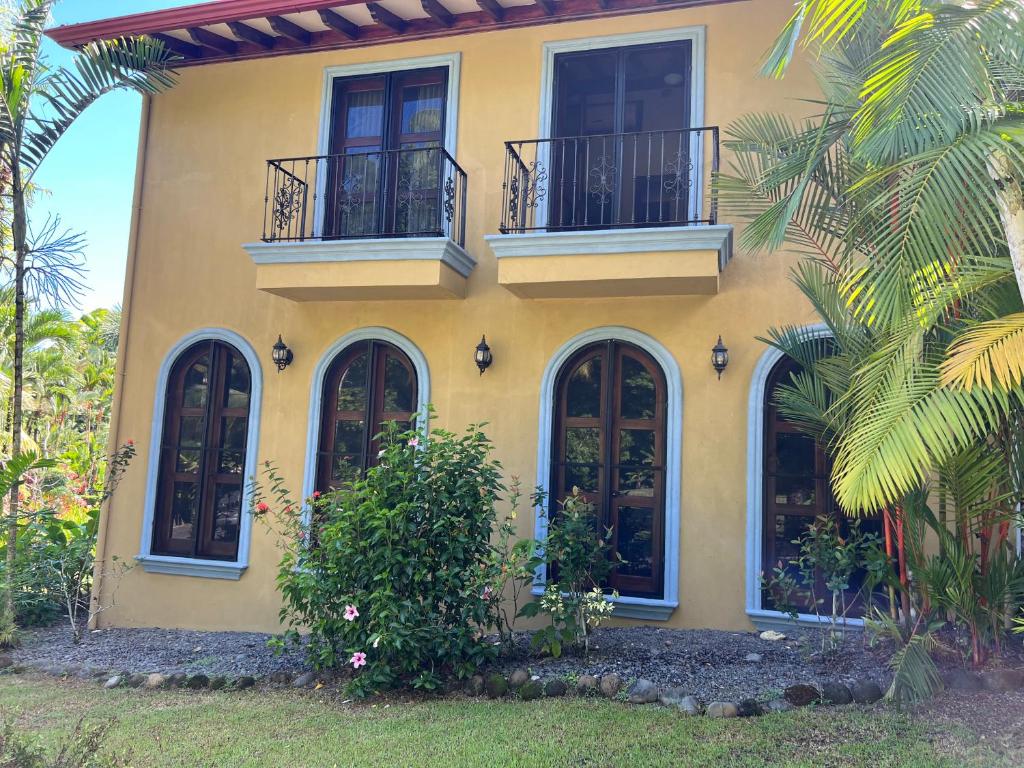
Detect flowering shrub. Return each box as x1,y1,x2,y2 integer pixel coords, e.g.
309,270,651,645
254,418,505,696
520,489,618,656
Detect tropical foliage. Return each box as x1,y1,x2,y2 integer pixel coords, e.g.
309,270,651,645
721,0,1024,697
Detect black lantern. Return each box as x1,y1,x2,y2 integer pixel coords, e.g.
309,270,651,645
475,335,493,375
711,336,729,379
272,335,293,373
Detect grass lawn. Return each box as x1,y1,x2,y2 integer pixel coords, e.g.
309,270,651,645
0,673,1007,768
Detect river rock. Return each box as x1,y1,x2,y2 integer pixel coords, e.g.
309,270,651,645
144,673,167,690
485,673,508,698
292,671,316,688
465,674,485,696
850,679,884,704
185,674,209,690
234,675,256,690
783,684,820,706
821,681,853,705
576,675,599,695
544,679,568,697
706,702,738,718
508,668,530,689
519,681,543,701
627,678,660,704
103,675,122,689
599,673,623,698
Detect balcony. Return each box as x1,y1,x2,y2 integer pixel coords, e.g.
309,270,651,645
243,146,473,301
485,127,733,299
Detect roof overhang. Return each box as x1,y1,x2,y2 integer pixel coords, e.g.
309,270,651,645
46,0,744,66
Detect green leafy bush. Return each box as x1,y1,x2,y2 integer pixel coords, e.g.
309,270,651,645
255,418,505,696
519,489,618,656
0,717,129,768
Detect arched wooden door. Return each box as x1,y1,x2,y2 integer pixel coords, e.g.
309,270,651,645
315,339,417,491
761,357,881,616
551,340,667,599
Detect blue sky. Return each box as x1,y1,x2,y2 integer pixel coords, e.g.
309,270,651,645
38,0,206,312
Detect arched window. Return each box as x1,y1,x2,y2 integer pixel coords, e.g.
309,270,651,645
761,356,881,616
152,340,251,560
551,340,667,599
315,339,418,491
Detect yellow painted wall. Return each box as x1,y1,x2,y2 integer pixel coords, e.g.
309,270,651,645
98,0,823,632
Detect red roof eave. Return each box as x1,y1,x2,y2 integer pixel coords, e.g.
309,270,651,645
46,0,359,48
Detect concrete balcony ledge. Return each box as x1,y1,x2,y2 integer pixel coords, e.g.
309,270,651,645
486,224,733,299
243,237,475,301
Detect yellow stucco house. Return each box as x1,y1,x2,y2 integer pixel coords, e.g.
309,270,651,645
48,0,835,634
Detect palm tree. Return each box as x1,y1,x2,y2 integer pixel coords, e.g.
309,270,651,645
0,0,176,627
719,0,1024,515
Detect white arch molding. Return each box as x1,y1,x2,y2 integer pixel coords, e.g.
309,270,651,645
534,326,683,621
301,327,431,506
137,328,264,580
743,325,864,630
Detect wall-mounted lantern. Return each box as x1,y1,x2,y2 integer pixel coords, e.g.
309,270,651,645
272,335,294,373
475,335,493,376
711,336,729,379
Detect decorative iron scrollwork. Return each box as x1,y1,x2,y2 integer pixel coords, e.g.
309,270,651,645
525,160,548,210
444,176,456,224
272,177,306,233
663,149,694,199
588,154,617,203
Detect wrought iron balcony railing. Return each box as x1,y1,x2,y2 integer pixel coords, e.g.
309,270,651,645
499,127,719,234
262,146,468,246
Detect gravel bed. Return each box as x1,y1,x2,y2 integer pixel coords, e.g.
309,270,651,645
486,626,891,702
12,624,306,678
13,623,889,701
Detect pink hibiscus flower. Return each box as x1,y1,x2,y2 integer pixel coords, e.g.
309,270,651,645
350,652,367,669
344,604,359,621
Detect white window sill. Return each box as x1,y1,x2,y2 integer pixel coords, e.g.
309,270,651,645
747,608,864,633
531,585,677,622
136,554,247,581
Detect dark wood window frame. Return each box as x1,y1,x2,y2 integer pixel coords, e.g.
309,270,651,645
315,339,418,492
550,340,667,599
152,340,251,561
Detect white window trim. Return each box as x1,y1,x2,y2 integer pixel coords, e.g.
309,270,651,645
533,326,682,621
300,327,431,511
137,328,263,581
744,325,865,630
312,52,462,239
535,26,706,230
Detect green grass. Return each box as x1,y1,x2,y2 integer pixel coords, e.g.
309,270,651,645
0,674,1005,768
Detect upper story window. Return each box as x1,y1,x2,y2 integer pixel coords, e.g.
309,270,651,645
323,67,449,240
152,340,251,561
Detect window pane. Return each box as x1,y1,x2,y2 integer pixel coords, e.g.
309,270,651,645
333,419,365,457
774,476,816,506
383,354,415,412
775,433,815,476
176,449,200,474
170,482,197,542
218,415,247,475
616,506,654,577
179,415,205,448
345,88,384,138
400,83,444,135
337,351,369,411
182,357,209,408
618,467,655,497
332,455,363,485
620,355,656,419
224,353,250,409
211,484,241,543
565,463,599,494
618,428,655,468
566,356,602,418
337,149,381,237
565,427,600,465
395,147,440,234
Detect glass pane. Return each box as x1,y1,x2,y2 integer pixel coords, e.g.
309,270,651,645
395,147,440,234
224,353,250,409
566,357,601,418
565,427,600,465
337,150,381,237
400,83,444,135
211,484,241,543
179,415,205,448
618,429,655,468
774,476,816,507
565,463,599,494
623,43,689,133
182,357,209,408
337,351,369,411
620,355,656,419
333,419,365,457
332,455,362,485
775,433,816,476
170,482,197,542
220,416,247,452
176,449,200,474
618,467,655,497
383,353,415,412
345,88,384,138
617,506,654,577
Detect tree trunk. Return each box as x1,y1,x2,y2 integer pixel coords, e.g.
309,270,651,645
988,149,1024,303
4,165,26,626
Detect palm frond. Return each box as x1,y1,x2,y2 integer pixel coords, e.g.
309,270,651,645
942,313,1024,391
